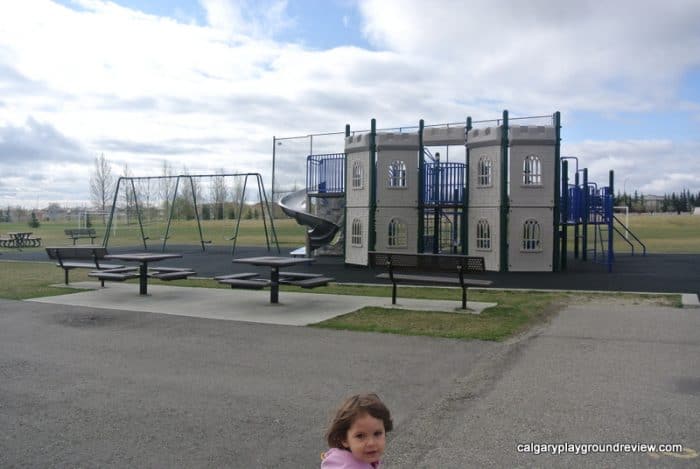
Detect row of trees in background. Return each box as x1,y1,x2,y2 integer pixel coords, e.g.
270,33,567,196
89,154,257,225
614,189,699,214
0,154,266,227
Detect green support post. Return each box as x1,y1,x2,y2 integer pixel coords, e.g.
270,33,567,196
462,117,471,254
102,177,123,248
343,124,350,259
162,176,181,252
561,160,568,271
553,111,562,271
582,169,588,261
369,119,377,252
574,171,580,259
418,119,425,253
130,178,149,250
608,170,615,272
499,110,509,272
433,152,440,253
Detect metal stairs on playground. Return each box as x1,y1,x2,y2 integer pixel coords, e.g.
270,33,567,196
590,213,647,269
611,215,647,256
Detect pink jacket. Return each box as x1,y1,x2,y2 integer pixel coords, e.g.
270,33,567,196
321,448,382,469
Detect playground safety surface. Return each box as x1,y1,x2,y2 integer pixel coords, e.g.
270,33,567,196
6,244,699,297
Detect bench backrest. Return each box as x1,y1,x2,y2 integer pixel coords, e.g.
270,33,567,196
46,246,107,261
369,252,485,273
64,228,96,236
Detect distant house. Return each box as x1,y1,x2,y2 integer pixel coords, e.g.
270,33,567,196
643,195,664,212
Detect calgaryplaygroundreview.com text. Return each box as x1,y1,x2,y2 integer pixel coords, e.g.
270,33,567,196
517,442,685,456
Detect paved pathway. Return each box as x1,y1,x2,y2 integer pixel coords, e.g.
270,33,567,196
1,295,698,467
387,300,700,468
0,298,499,468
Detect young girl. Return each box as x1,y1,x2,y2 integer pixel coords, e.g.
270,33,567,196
321,393,394,469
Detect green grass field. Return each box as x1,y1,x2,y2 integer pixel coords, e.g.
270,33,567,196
2,212,699,253
0,218,307,251
569,214,700,254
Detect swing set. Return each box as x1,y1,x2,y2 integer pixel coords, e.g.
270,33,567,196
103,172,280,255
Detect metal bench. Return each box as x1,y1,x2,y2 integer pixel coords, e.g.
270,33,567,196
278,272,332,288
215,271,333,290
88,267,140,283
368,251,492,309
64,228,97,245
281,276,333,288
213,273,261,281
147,267,196,281
46,246,124,286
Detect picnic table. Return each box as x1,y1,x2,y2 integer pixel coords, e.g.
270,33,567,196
1,232,41,249
230,256,322,304
104,252,185,295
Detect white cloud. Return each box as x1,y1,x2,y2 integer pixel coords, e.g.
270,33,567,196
199,0,294,39
0,0,698,207
357,0,700,112
563,139,700,195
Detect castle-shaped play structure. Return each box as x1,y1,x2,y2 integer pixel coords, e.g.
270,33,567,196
276,111,645,272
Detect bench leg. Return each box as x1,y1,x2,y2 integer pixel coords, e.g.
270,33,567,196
64,269,69,285
392,283,397,305
271,267,279,304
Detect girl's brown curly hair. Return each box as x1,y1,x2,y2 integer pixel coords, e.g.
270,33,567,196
325,393,393,449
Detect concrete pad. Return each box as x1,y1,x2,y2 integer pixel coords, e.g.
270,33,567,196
681,293,700,308
28,282,496,326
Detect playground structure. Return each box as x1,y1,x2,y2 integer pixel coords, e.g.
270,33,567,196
103,173,280,255
273,111,646,272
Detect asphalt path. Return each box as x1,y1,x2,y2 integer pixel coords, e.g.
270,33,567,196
387,300,700,468
1,296,698,467
0,299,501,468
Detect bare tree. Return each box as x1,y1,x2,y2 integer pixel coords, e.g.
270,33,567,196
231,172,246,219
175,166,201,220
121,163,134,224
89,153,115,224
158,160,176,218
210,169,228,220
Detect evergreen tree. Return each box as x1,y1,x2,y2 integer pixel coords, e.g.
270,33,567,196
28,211,40,228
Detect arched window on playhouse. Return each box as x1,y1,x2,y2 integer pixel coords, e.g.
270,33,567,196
387,218,407,248
476,218,491,250
477,157,492,187
522,155,542,185
522,218,542,251
351,218,363,246
352,161,364,189
388,160,407,188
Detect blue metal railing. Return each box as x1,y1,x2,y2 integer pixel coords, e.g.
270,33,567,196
423,162,466,205
306,153,345,194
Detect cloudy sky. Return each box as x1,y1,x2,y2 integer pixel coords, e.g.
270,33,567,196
1,0,699,208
